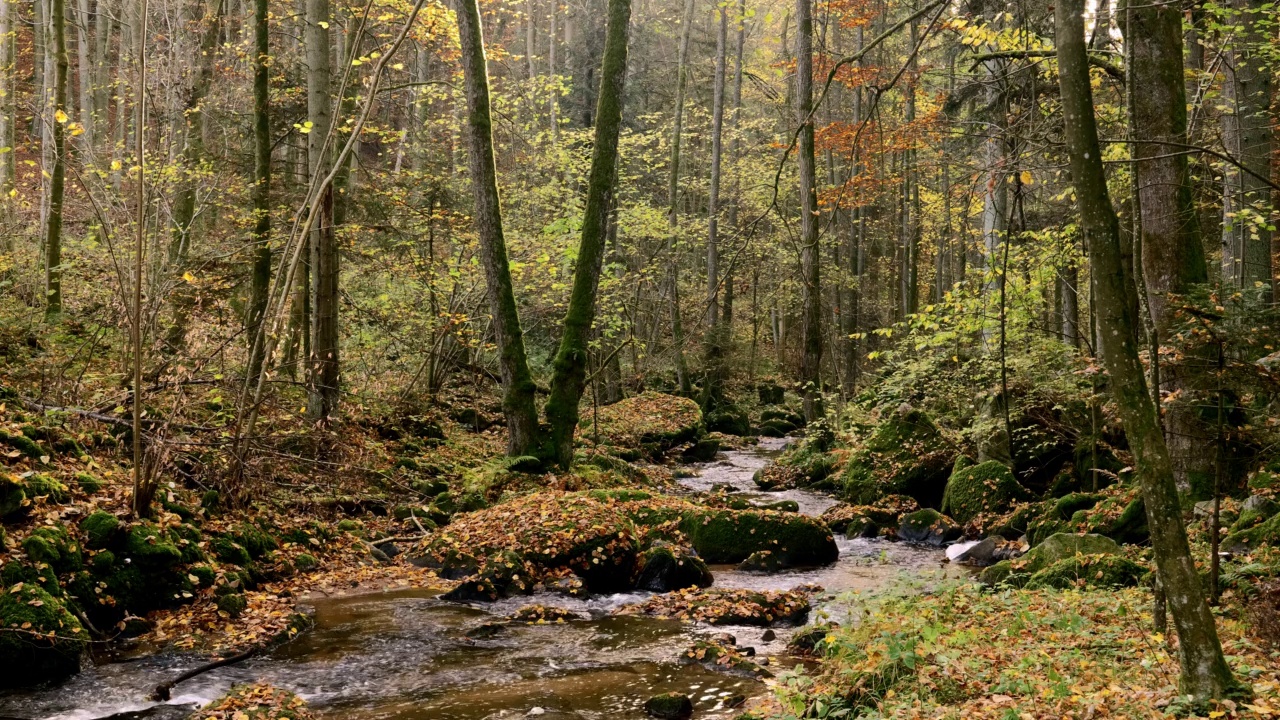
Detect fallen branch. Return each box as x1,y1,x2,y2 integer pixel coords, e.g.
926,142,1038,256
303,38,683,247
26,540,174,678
149,646,258,701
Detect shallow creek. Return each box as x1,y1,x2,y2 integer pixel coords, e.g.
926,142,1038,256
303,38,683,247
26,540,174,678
0,440,965,720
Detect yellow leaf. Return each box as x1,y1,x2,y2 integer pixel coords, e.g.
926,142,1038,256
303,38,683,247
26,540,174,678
1020,170,1034,185
55,109,69,124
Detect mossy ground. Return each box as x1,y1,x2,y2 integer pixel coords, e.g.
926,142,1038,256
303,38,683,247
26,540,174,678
763,583,1280,719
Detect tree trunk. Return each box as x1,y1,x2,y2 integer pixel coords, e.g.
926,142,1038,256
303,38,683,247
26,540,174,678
455,0,545,456
246,0,272,382
795,0,821,421
305,0,339,421
543,0,632,468
75,0,92,147
0,0,13,200
1119,0,1212,498
665,0,695,395
701,0,728,410
44,0,69,321
1056,0,1239,699
1219,0,1272,297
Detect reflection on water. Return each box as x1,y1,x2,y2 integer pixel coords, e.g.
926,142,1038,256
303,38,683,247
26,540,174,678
0,439,962,720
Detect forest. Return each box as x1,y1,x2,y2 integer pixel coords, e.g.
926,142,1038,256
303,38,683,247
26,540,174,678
0,0,1278,714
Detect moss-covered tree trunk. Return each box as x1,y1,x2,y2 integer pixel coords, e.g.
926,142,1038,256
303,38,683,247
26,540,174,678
246,0,272,383
455,0,545,457
1055,0,1239,699
544,0,633,468
44,0,69,321
794,0,822,422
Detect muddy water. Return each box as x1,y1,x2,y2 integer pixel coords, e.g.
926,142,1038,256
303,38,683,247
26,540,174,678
0,440,963,720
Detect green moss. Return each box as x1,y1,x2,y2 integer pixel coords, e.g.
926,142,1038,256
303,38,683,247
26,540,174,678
840,409,954,507
189,564,217,587
1070,493,1148,545
80,511,121,549
1024,554,1146,590
230,522,278,558
643,693,693,720
1230,498,1279,534
706,406,751,436
23,473,69,503
217,592,248,618
981,533,1121,588
0,429,47,460
941,460,1028,525
0,474,26,519
124,522,184,569
1052,492,1103,520
0,583,86,688
211,537,252,565
897,508,961,545
635,544,713,591
1249,472,1279,491
1223,511,1280,553
72,472,104,493
89,550,116,575
678,508,837,566
294,554,319,571
336,519,362,533
22,525,83,573
201,490,221,511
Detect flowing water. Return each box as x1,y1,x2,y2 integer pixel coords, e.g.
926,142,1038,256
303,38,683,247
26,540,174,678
0,440,966,720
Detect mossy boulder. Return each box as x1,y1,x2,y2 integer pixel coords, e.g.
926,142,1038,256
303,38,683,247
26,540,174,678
0,583,86,688
72,473,103,493
22,525,83,573
941,460,1029,525
590,392,703,455
123,522,185,570
644,692,694,720
841,409,955,508
23,473,69,504
0,474,26,519
1230,496,1279,534
1024,554,1146,590
682,437,722,462
980,532,1121,587
897,509,961,545
212,537,253,566
1069,492,1148,545
619,587,810,626
635,544,713,592
680,639,771,678
678,508,837,567
228,522,279,559
756,444,837,490
706,406,751,436
80,511,121,549
1052,492,1104,520
217,592,249,618
820,496,918,537
0,430,46,460
294,553,319,571
1223,511,1280,554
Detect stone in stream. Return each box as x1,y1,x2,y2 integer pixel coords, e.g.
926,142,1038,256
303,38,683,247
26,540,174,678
897,509,962,546
644,692,694,719
635,543,714,592
945,536,1017,566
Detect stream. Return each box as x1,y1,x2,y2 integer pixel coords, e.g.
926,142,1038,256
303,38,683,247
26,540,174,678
0,440,966,720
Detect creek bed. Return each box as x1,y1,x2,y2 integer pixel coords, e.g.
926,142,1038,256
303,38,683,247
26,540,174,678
0,440,962,720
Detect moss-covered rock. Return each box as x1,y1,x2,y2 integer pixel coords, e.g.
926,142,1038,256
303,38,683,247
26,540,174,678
0,473,26,519
1069,492,1148,545
678,508,837,567
980,532,1121,587
22,525,83,573
228,522,279,559
217,592,249,618
80,511,121,549
125,522,185,569
840,409,955,508
941,460,1029,525
590,392,703,455
1223,511,1280,554
618,587,810,626
193,684,314,720
23,473,69,503
1052,492,1104,520
682,437,722,462
293,553,319,571
72,472,103,493
635,544,713,592
706,406,751,436
755,444,837,490
897,509,961,545
0,583,86,688
1024,554,1146,590
1230,496,1279,534
644,692,694,720
212,537,253,566
680,639,771,678
0,429,47,461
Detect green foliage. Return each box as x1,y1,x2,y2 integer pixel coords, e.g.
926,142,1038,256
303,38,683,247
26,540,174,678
80,511,120,549
1024,554,1146,590
22,525,83,573
0,583,86,688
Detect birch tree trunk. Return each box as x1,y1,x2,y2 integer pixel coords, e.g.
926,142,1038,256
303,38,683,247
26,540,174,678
1056,0,1239,699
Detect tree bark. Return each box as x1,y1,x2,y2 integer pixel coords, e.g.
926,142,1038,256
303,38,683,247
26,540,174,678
543,0,632,468
44,0,69,320
74,0,92,147
1056,0,1239,699
246,0,272,383
701,0,728,410
795,0,822,421
665,0,695,395
0,0,13,201
1219,0,1272,297
455,0,545,456
305,0,339,421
